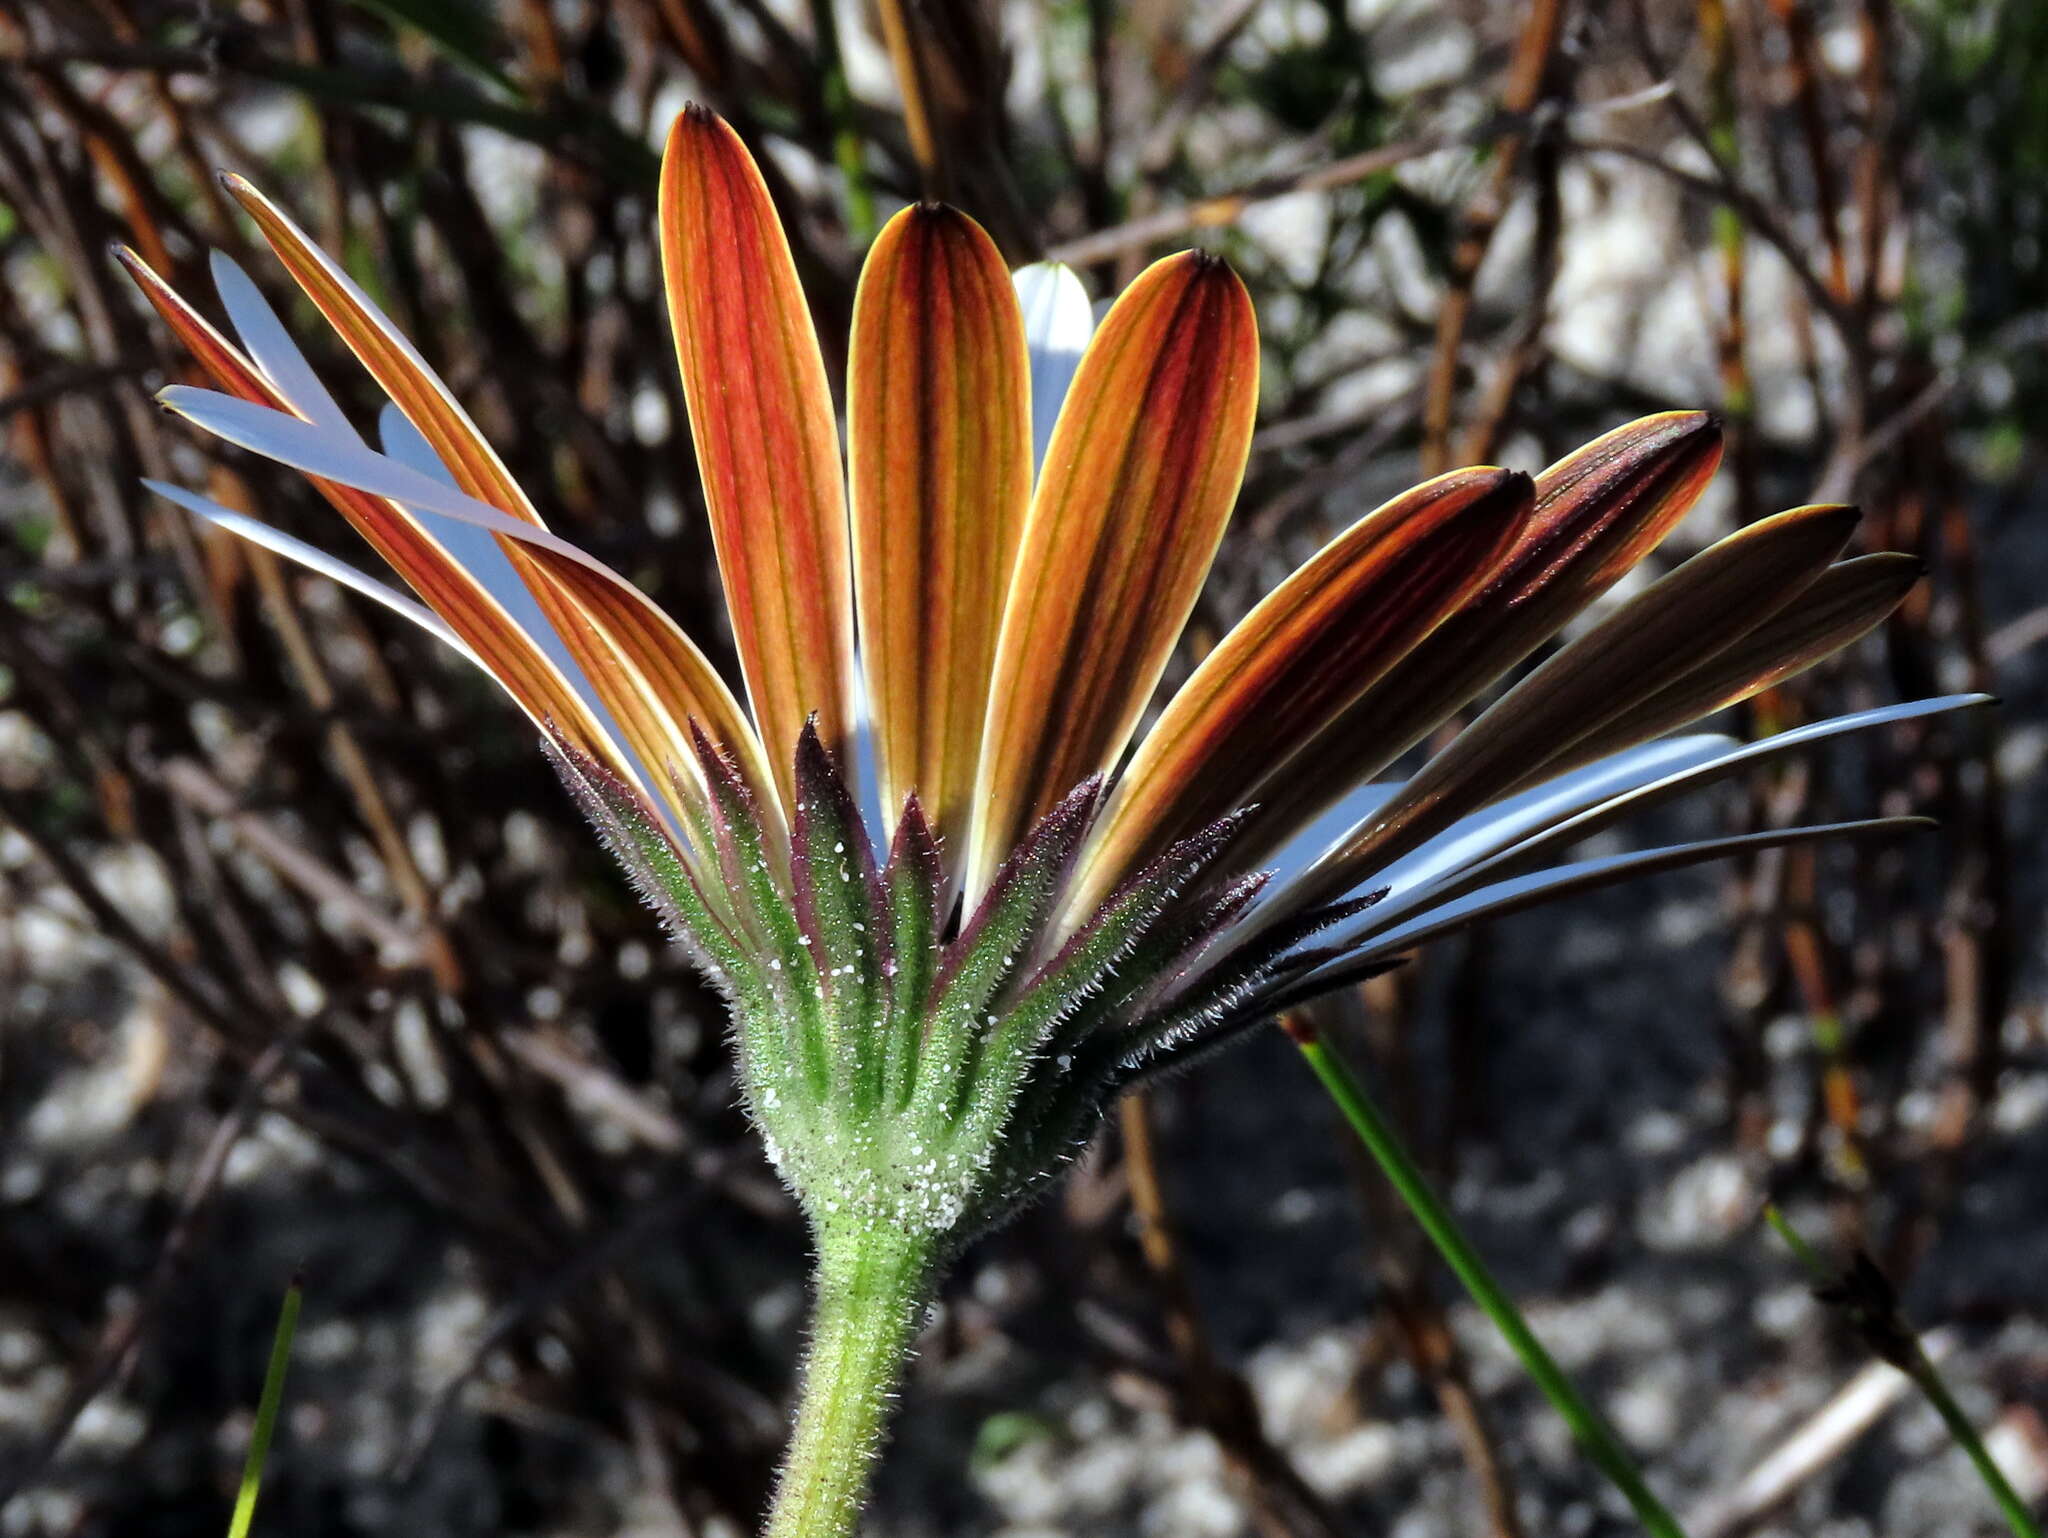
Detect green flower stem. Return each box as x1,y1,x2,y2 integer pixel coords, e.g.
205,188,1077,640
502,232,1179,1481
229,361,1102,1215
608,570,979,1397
1760,1204,1828,1277
1293,1026,1690,1538
765,1222,938,1538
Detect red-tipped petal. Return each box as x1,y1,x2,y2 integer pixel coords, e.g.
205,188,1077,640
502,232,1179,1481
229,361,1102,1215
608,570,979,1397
1062,466,1533,924
218,174,545,527
848,203,1032,859
1562,551,1923,771
1233,411,1725,864
204,187,780,835
115,244,616,770
660,106,857,808
967,249,1259,900
1282,501,1861,916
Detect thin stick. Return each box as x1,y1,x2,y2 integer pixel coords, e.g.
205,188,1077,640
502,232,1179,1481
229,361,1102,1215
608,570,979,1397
808,0,877,237
1418,0,1569,475
1697,0,1760,526
872,0,937,196
1120,1093,1347,1538
1686,1334,1950,1537
1047,132,1461,267
1763,0,1849,300
0,1027,304,1505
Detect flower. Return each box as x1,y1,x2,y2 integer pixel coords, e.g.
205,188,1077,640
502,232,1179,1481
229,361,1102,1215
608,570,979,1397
120,106,1981,1226
119,104,1983,1537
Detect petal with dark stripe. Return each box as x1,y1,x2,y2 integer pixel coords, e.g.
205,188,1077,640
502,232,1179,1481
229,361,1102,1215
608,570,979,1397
1562,552,1923,769
1278,501,1861,916
660,106,857,807
1232,411,1724,864
966,249,1259,900
848,203,1032,858
154,382,777,840
115,245,616,773
1062,466,1533,923
219,174,545,526
207,182,781,834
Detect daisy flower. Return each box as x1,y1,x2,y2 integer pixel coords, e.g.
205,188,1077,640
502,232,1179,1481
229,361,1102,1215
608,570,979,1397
119,106,1981,1537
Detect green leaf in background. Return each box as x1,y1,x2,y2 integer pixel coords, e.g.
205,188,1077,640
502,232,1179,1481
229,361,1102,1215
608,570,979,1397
227,1277,303,1538
347,0,519,98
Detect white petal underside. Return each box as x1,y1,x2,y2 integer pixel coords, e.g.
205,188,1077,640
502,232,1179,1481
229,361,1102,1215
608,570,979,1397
210,252,354,436
1268,693,1989,982
141,477,476,662
1012,262,1093,475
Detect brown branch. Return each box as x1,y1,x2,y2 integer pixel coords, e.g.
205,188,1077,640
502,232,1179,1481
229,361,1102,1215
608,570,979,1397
159,755,431,965
1047,131,1465,266
1119,1093,1349,1538
1764,0,1850,301
394,1173,784,1482
1418,0,1571,475
0,356,153,417
0,1025,308,1506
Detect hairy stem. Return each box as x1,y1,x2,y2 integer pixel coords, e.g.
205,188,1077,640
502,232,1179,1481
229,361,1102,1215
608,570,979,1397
765,1222,937,1538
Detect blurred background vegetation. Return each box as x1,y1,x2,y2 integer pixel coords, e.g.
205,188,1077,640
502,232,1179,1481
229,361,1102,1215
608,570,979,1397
0,0,2044,1534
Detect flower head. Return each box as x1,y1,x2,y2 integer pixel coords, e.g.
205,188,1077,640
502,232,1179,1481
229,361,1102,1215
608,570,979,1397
121,108,1981,1245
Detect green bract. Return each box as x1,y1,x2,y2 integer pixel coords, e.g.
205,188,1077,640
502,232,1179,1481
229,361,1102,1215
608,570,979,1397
553,724,1363,1250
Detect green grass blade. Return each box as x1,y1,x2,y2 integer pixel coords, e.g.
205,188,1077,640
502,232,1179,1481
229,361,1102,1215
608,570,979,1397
1913,1355,2047,1538
1766,1207,2044,1538
1292,1023,1691,1538
227,1276,303,1538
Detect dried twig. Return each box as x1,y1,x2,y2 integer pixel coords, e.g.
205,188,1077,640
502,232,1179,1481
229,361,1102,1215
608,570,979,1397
0,1025,310,1508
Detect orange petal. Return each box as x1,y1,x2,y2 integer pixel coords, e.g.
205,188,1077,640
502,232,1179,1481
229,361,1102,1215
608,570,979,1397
1563,551,1922,768
966,249,1259,899
848,203,1032,857
1063,466,1534,924
1489,411,1725,625
1230,411,1724,863
218,173,545,527
213,178,780,837
659,106,857,809
1281,501,1861,915
114,244,610,766
520,556,780,842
